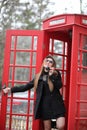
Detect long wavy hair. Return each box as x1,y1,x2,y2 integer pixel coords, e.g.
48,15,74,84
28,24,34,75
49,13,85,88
34,55,56,91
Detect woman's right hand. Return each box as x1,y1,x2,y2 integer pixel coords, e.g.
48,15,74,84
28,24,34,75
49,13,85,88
3,87,11,94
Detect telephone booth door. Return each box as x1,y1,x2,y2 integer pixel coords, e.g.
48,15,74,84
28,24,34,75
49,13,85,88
0,30,44,130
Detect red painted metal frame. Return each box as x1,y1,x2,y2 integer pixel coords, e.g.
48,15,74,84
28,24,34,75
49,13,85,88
43,14,87,31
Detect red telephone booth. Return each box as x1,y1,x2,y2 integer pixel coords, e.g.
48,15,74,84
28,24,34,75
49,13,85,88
0,14,87,130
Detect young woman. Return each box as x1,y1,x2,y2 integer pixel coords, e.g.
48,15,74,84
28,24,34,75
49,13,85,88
3,55,66,130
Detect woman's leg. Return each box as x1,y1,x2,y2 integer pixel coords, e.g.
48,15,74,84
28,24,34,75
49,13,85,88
43,120,51,130
56,117,65,130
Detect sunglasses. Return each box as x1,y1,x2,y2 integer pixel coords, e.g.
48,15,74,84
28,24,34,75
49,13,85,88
46,59,53,64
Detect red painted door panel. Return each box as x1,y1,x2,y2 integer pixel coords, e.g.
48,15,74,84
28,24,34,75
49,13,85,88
0,30,43,130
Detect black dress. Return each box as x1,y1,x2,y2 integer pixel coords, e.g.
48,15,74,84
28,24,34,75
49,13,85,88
39,73,65,120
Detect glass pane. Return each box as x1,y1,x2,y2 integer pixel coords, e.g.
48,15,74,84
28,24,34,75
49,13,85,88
82,35,87,67
33,36,38,50
81,70,87,83
30,89,34,98
11,36,16,49
64,57,67,70
80,102,87,117
78,51,80,66
29,100,34,114
12,99,28,114
49,39,52,52
7,99,11,113
82,35,87,49
32,68,36,79
65,42,68,55
16,52,31,65
12,115,26,130
17,36,32,50
28,117,33,130
14,68,30,81
32,52,36,65
63,72,67,85
10,52,14,64
13,91,28,98
9,67,13,80
82,51,87,67
53,40,63,54
6,115,10,129
54,55,63,69
80,86,87,100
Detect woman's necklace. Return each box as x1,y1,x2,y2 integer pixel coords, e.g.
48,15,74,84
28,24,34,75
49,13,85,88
43,75,48,81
